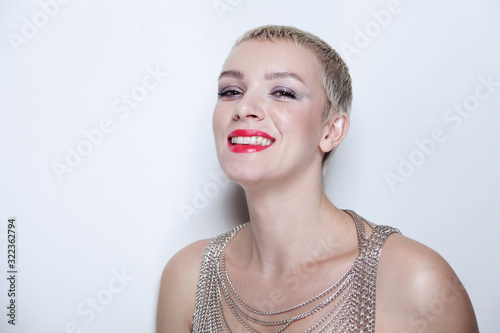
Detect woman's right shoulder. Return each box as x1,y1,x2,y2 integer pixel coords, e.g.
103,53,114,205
166,239,212,272
156,239,211,333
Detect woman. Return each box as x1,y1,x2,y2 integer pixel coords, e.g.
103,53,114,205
157,25,478,332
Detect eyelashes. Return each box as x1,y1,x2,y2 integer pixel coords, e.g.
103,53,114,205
217,86,298,100
217,85,243,99
217,89,241,98
271,87,297,99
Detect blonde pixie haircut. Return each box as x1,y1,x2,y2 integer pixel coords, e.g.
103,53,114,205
234,25,352,168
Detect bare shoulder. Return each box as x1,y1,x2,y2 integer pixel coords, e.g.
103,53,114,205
156,239,211,333
375,233,479,333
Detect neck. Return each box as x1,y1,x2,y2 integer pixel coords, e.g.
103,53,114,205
237,168,351,275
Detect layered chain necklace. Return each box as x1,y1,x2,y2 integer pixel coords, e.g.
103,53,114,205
192,210,400,333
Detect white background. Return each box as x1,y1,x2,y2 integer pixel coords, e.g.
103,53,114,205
1,0,499,332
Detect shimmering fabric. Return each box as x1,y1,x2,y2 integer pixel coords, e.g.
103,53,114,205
193,210,400,332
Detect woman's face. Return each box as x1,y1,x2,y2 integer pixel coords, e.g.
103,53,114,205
213,39,331,187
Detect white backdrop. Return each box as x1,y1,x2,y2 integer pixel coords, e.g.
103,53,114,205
1,0,499,332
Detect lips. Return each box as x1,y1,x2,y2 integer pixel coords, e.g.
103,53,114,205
228,129,276,153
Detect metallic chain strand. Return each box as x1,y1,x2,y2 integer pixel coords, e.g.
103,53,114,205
219,265,355,327
192,210,400,333
221,250,355,316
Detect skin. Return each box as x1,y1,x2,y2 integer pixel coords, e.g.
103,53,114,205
157,39,479,332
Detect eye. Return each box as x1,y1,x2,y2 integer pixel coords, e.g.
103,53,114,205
271,87,297,100
218,87,243,99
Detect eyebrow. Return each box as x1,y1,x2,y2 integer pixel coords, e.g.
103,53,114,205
264,71,305,84
218,70,244,80
218,70,305,84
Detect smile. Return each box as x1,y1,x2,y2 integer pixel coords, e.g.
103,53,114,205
228,129,275,153
230,136,273,146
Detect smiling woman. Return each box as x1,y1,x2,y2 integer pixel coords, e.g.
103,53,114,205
156,25,479,333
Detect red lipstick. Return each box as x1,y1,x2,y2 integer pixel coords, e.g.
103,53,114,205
228,129,275,153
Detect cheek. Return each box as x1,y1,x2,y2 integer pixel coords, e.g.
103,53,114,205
275,110,325,163
276,110,322,141
212,103,234,158
212,105,225,138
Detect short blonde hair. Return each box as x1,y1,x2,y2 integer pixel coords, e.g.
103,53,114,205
234,25,352,166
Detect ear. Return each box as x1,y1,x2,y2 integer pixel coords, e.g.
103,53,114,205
319,113,350,153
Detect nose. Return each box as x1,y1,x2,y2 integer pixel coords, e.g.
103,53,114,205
232,91,265,121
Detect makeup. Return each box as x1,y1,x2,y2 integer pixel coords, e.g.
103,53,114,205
228,129,275,153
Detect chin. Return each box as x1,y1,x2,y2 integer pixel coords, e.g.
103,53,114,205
222,162,270,187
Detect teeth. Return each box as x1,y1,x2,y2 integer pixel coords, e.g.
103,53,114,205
230,136,274,146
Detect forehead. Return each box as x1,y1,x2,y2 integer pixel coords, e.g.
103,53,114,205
222,39,322,82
